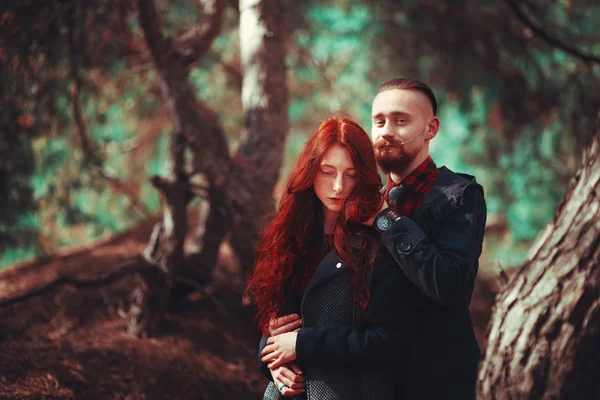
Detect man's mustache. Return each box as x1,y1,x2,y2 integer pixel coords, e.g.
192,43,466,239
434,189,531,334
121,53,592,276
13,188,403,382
373,131,426,149
373,139,403,150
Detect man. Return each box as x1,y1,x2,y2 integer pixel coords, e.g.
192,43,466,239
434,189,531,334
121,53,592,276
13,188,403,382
261,78,486,399
366,78,487,399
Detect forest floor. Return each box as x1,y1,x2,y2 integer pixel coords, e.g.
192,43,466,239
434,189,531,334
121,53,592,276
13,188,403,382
0,217,504,399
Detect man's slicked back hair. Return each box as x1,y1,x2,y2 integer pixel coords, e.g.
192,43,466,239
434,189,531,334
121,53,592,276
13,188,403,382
378,78,438,116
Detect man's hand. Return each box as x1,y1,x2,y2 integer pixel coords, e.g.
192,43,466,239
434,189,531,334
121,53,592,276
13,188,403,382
261,331,298,369
363,199,389,226
271,362,306,396
268,314,302,336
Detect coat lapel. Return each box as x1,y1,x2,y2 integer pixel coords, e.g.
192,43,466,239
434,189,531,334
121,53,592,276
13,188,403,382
305,251,347,290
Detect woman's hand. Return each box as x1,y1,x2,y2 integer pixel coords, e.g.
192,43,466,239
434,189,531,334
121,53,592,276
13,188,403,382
261,331,298,369
271,362,306,396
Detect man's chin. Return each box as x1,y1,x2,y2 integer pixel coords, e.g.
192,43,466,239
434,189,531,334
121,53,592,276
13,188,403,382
376,154,411,174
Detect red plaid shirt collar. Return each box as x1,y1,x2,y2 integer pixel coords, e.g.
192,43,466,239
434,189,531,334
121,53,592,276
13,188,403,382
384,156,440,218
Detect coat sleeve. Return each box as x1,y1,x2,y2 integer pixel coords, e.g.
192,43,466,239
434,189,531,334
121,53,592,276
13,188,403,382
258,335,273,381
295,258,415,368
380,186,486,306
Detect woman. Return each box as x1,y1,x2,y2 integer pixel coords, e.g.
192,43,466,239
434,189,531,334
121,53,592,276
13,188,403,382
246,117,415,400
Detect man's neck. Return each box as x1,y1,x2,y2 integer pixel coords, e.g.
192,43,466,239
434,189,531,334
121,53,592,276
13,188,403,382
390,153,430,184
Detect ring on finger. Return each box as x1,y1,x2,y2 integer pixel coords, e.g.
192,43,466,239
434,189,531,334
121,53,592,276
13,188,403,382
278,383,287,392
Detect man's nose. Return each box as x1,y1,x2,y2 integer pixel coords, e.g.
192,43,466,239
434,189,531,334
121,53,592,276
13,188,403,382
381,130,395,141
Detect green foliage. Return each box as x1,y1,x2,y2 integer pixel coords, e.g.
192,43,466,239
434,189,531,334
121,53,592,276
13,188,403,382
2,0,600,272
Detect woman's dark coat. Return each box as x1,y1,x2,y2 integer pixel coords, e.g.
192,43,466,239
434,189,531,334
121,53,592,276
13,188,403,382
260,238,416,400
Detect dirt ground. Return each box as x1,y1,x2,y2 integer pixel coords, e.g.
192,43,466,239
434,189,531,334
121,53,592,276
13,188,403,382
0,219,502,399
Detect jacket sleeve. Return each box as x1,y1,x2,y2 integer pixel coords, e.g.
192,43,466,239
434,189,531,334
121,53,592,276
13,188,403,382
295,258,415,368
381,186,486,306
258,336,273,381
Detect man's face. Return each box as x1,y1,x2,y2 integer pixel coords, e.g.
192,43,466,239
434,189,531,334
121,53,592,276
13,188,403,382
371,89,436,173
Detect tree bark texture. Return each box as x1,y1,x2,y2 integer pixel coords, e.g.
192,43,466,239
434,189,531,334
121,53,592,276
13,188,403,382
477,131,600,399
130,131,189,336
231,0,289,275
131,0,288,334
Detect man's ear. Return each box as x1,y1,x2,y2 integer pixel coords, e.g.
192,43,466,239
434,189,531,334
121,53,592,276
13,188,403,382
426,117,440,140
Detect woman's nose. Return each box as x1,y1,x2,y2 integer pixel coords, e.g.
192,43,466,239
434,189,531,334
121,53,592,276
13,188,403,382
333,175,344,193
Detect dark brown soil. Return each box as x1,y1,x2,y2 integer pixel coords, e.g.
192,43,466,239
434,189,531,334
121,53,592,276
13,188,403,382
0,218,502,399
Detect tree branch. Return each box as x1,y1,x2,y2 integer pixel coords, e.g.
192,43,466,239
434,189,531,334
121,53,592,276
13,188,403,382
136,0,171,70
67,3,96,163
99,170,152,218
174,0,226,67
0,256,230,317
505,0,600,65
67,3,152,218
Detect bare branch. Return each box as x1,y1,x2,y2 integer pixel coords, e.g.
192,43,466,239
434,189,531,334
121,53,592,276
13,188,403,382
0,257,146,307
0,256,230,317
505,0,600,65
67,4,96,162
136,0,171,70
99,170,152,218
67,3,152,218
174,0,226,67
115,0,144,57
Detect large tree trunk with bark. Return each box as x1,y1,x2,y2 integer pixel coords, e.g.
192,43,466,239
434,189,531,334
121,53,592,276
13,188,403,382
477,130,600,399
128,0,288,336
232,0,288,273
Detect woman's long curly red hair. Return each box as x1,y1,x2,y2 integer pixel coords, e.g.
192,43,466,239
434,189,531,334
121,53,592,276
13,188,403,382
246,117,383,335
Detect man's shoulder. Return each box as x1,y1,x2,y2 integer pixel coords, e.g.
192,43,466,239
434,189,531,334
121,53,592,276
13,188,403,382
435,166,483,194
423,166,484,218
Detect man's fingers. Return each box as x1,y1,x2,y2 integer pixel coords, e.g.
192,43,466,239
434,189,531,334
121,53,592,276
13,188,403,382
269,314,300,327
268,314,300,334
288,362,304,376
261,344,275,356
270,319,303,336
268,357,284,369
261,351,277,363
281,367,306,385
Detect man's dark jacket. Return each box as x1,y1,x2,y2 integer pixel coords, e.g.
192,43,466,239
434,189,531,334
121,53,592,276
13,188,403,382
260,239,416,400
381,166,486,400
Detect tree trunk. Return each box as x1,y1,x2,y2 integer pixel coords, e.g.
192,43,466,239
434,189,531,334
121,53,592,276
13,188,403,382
129,0,288,335
477,130,600,399
231,0,288,276
128,131,188,337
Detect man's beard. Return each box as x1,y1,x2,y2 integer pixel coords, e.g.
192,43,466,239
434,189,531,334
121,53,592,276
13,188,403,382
373,139,419,174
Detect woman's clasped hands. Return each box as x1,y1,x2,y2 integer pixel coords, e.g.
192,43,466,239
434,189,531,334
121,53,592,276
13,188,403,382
261,314,306,396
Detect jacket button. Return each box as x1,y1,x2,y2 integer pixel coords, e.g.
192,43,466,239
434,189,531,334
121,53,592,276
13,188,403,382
336,262,342,268
400,242,412,252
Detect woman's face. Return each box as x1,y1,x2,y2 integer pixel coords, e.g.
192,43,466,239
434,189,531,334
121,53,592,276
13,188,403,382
314,144,358,215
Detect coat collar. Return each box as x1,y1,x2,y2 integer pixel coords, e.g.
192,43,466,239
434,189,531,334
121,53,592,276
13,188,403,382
305,251,347,291
381,166,481,220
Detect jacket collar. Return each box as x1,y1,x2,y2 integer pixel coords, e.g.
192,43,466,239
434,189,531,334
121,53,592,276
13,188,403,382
305,251,346,291
381,166,481,220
